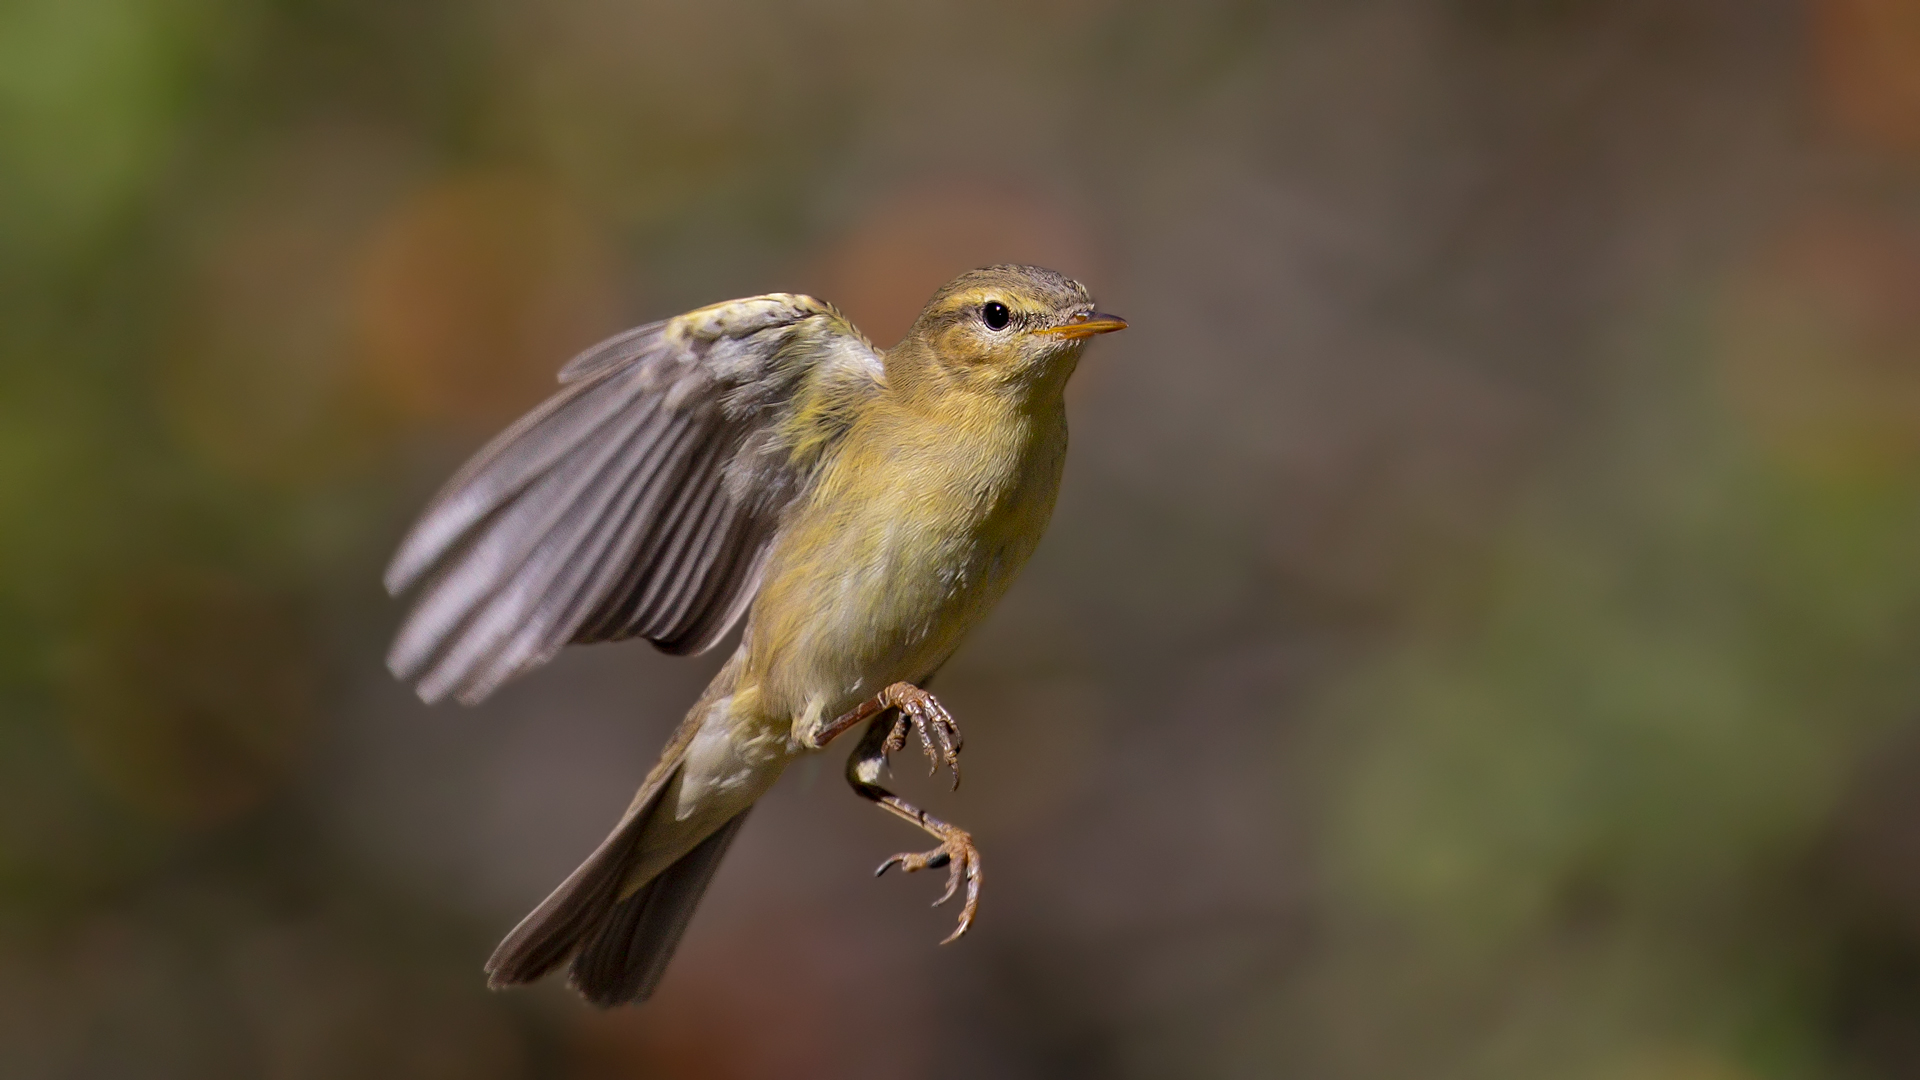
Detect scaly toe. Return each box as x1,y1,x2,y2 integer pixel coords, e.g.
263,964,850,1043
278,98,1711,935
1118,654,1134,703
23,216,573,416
932,857,963,907
911,710,941,773
873,837,980,943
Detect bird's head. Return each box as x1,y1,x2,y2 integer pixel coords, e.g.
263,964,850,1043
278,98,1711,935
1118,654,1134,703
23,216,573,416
890,265,1125,401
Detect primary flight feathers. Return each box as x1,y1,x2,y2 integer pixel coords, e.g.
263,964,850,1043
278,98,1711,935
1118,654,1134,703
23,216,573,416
384,294,883,705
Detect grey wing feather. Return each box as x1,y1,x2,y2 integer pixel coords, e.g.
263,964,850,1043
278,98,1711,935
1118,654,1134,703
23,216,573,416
385,294,881,705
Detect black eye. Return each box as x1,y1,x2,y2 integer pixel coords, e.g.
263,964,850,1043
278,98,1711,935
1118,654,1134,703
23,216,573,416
982,301,1011,330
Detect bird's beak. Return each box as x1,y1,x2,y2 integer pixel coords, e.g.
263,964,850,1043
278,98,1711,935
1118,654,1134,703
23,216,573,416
1035,312,1128,340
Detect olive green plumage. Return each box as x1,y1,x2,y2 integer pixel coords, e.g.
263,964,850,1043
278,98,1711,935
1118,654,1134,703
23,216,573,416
385,264,1124,1005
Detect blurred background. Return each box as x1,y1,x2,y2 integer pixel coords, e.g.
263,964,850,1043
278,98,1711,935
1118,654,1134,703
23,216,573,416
3,0,1920,1076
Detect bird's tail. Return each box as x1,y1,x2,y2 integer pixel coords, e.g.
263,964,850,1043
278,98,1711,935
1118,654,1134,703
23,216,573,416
484,761,750,1006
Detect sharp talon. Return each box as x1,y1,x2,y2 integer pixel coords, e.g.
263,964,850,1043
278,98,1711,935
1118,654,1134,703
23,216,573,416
870,825,978,942
940,873,977,943
933,866,960,906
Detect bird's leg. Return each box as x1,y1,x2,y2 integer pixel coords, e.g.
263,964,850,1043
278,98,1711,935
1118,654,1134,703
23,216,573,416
802,683,977,940
801,681,962,788
845,714,981,944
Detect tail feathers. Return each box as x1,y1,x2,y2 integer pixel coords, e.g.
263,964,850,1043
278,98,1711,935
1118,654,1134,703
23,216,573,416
483,763,751,1006
568,809,750,1006
484,782,661,990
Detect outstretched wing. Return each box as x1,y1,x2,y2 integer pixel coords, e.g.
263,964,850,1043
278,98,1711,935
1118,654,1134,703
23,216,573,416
384,294,882,705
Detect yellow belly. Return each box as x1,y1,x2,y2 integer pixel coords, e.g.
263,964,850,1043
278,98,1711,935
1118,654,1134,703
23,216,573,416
742,396,1066,735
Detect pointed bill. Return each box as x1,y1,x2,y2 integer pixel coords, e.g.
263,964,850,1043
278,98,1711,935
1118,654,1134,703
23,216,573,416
1033,312,1128,340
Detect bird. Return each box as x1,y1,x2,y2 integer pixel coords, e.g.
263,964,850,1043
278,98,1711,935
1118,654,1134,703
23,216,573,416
383,264,1125,1006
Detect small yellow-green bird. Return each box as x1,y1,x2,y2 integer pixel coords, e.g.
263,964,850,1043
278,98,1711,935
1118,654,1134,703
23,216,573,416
384,265,1124,1006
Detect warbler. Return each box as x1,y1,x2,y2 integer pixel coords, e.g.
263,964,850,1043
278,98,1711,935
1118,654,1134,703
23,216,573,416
384,264,1125,1006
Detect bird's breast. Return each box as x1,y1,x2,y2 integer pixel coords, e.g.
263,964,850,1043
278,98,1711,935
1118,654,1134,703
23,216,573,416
744,399,1066,728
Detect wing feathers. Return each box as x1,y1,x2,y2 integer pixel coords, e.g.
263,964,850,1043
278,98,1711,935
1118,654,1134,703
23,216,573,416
386,295,879,704
385,367,654,595
556,320,665,384
386,397,679,689
421,414,709,705
663,536,771,656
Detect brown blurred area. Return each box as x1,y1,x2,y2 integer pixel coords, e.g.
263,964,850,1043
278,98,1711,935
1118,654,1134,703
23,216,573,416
5,0,1920,1076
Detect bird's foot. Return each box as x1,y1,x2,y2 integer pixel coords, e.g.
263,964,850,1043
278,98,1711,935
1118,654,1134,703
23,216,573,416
876,683,962,789
874,819,981,944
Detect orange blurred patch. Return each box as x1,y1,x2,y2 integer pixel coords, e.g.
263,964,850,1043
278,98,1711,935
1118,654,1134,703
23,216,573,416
1813,0,1920,154
161,126,409,483
61,568,317,828
355,173,621,427
1715,210,1920,475
801,181,1101,348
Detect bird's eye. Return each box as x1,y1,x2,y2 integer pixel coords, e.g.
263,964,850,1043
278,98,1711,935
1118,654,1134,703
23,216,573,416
982,301,1011,331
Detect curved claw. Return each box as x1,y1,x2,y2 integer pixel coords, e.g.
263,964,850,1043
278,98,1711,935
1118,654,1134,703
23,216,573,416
872,827,980,944
880,686,963,791
932,860,961,907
